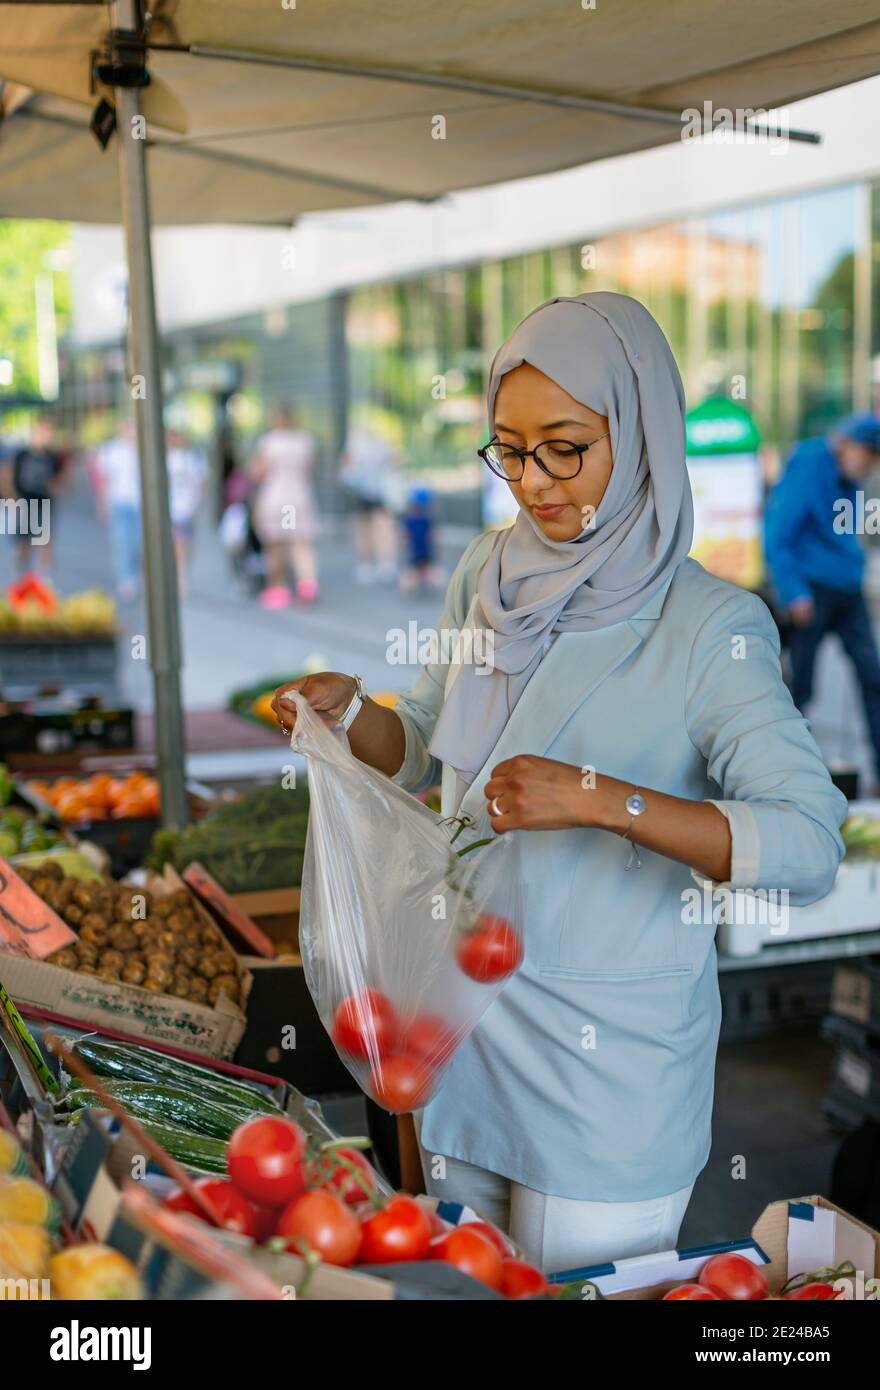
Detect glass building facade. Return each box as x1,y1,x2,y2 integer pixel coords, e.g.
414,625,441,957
60,174,879,529
345,179,873,524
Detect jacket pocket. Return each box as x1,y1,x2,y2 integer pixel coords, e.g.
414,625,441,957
537,964,694,983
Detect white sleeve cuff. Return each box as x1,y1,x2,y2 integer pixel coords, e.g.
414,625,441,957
689,799,762,890
389,709,437,791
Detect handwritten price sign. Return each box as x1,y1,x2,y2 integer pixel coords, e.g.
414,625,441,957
0,858,77,959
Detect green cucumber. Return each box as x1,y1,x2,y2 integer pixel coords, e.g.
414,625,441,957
136,1118,228,1175
71,1039,279,1114
67,1081,254,1141
65,1108,227,1176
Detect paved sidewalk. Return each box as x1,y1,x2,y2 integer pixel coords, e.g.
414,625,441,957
1,475,873,791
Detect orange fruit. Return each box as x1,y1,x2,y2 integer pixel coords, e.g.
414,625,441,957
111,797,149,820
56,793,89,822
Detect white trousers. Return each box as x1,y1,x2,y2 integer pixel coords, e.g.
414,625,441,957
414,1117,693,1275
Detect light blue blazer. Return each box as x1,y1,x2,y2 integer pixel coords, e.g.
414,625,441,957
391,533,846,1202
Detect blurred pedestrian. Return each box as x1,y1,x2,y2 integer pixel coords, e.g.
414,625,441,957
765,411,880,779
94,418,141,602
9,415,65,576
249,405,319,609
166,429,208,600
219,464,264,595
339,423,400,584
399,485,443,591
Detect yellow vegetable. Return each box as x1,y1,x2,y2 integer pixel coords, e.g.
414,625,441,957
49,1244,142,1300
0,1176,59,1234
0,1131,28,1178
372,691,400,708
252,691,280,725
0,1223,50,1292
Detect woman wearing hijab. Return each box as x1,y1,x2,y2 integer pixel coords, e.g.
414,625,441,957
272,293,846,1273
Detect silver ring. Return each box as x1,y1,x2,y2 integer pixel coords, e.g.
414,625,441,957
490,796,503,817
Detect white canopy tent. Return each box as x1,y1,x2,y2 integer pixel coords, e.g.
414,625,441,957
2,0,879,823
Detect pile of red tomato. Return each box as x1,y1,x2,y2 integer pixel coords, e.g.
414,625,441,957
662,1251,843,1301
163,1113,549,1298
328,912,524,1114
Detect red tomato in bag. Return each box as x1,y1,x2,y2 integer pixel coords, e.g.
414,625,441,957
359,1195,432,1263
277,1189,362,1266
400,1013,457,1064
455,915,523,983
332,989,400,1062
698,1253,768,1300
227,1115,307,1207
367,1052,435,1112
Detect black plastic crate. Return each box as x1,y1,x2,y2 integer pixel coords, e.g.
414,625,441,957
0,704,134,757
234,960,352,1096
0,635,119,698
821,1013,880,1129
719,959,835,1042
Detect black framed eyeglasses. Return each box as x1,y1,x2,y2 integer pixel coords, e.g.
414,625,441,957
478,433,610,482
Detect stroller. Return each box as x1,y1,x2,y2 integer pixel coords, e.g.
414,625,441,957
219,475,265,595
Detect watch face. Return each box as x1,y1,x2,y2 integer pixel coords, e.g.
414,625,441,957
625,793,646,816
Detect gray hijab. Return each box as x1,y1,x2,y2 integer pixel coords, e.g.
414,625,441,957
428,291,694,784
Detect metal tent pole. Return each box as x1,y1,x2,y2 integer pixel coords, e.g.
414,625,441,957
110,0,188,828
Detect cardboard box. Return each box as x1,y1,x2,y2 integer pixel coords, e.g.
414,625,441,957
717,859,880,957
717,800,880,957
0,867,251,1060
229,886,300,953
551,1196,880,1299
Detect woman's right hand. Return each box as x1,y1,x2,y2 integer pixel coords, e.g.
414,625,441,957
271,672,358,735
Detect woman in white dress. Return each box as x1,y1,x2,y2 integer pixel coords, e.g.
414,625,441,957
250,405,319,608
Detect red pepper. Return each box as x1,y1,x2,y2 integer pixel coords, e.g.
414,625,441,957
7,574,57,612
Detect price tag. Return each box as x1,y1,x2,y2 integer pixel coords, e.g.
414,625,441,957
183,862,276,959
0,857,78,959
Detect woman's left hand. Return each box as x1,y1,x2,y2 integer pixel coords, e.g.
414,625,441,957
484,755,593,832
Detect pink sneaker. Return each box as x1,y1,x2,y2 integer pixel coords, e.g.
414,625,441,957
295,577,319,604
260,584,293,610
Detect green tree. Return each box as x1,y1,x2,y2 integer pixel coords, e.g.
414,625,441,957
0,222,71,399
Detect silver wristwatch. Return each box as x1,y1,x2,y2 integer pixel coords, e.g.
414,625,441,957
340,674,366,731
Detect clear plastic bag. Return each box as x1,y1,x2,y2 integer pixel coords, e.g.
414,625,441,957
289,692,525,1113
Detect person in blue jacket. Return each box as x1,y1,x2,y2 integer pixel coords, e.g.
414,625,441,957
274,294,845,1274
765,413,880,779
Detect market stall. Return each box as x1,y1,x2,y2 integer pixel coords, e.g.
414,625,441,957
0,693,877,1308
